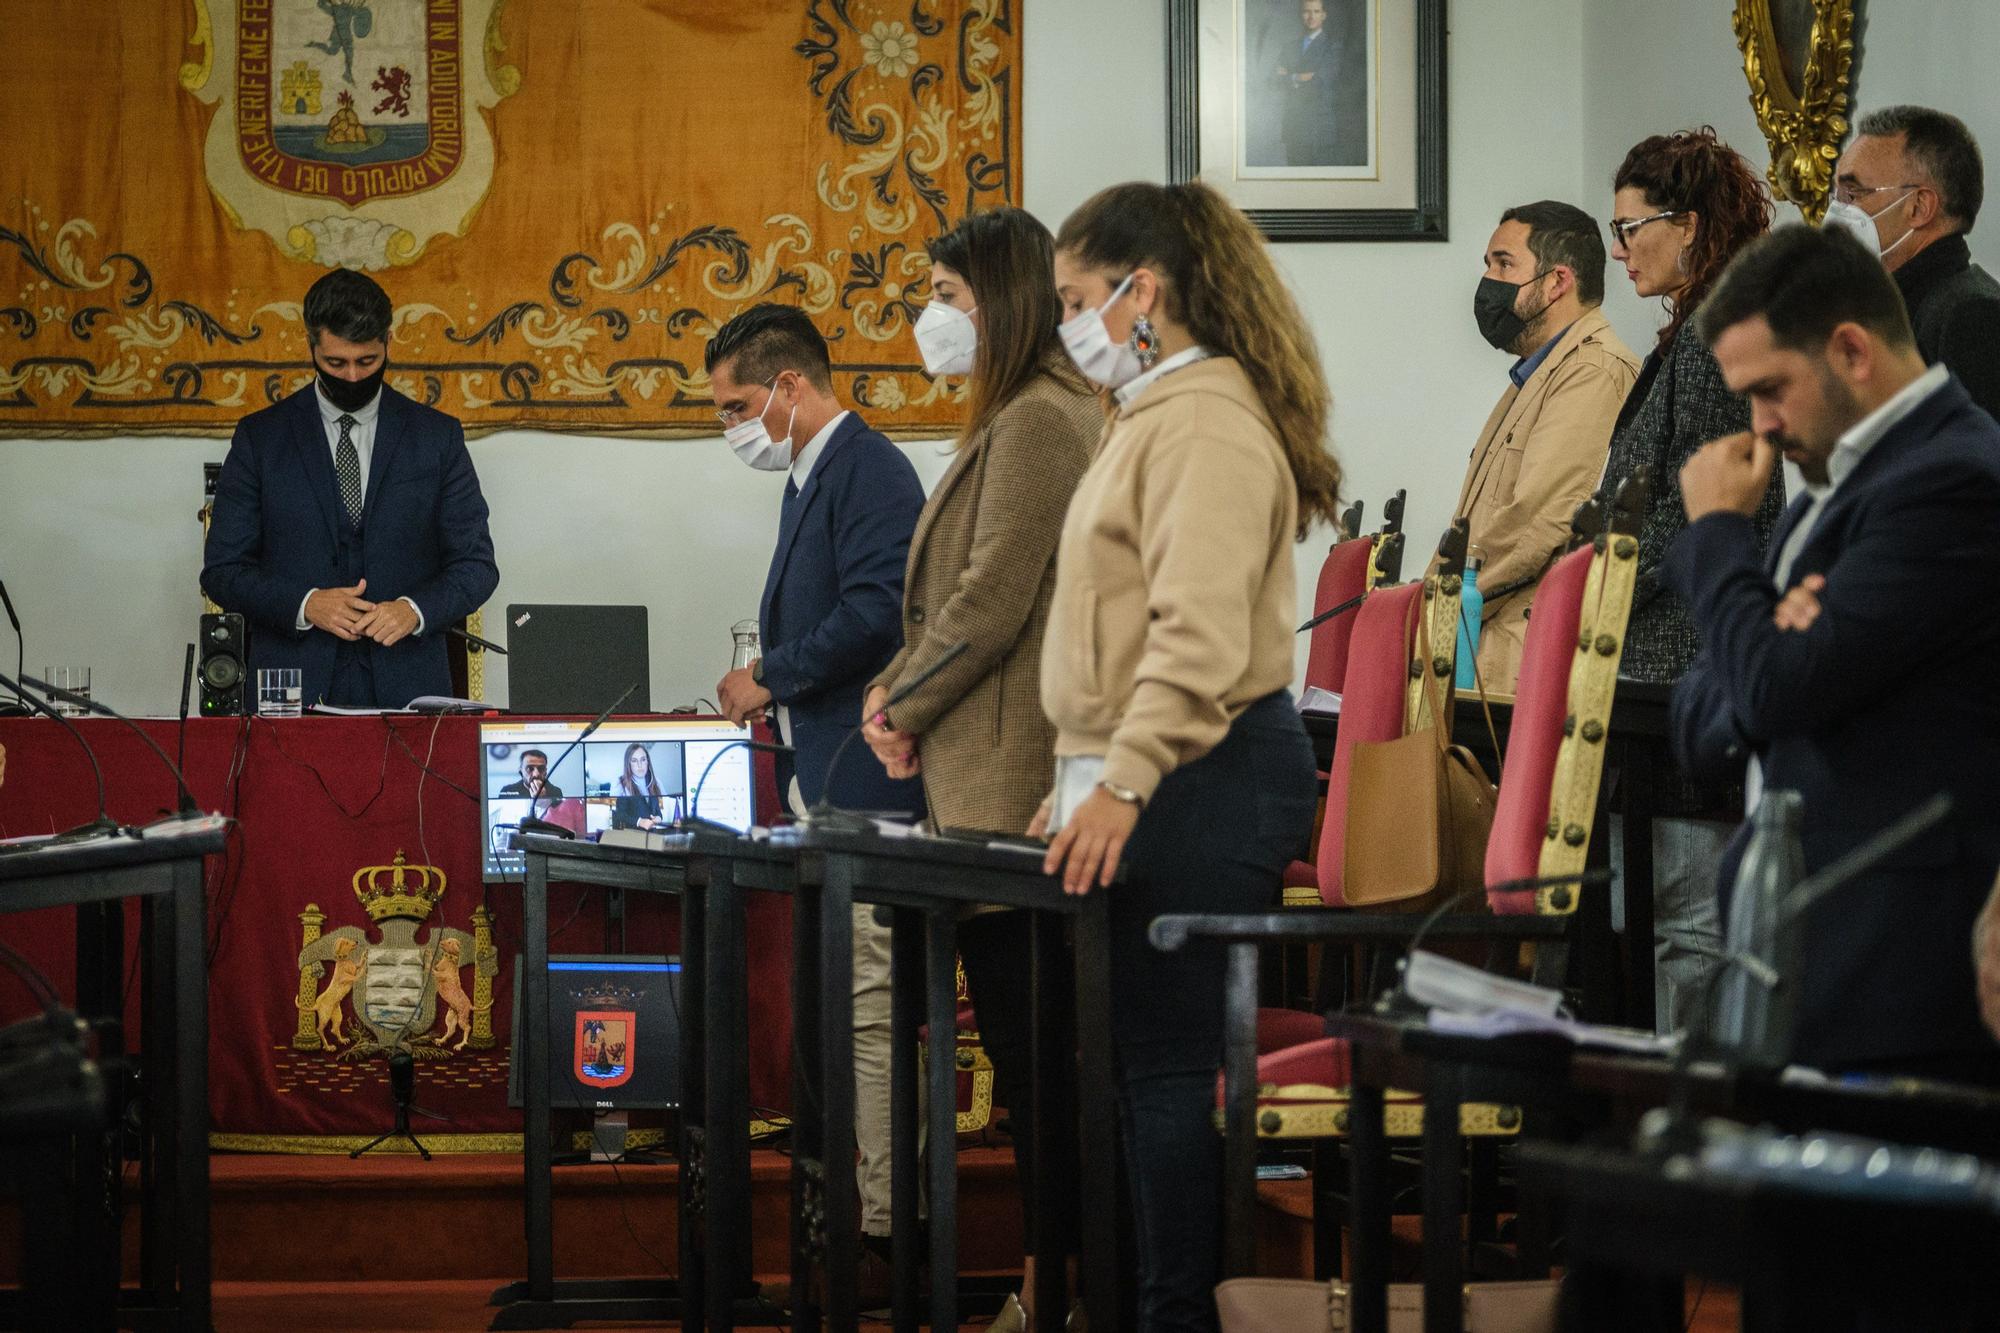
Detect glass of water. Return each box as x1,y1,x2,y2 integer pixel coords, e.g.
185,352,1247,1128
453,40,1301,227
43,666,91,717
730,619,761,672
257,667,303,718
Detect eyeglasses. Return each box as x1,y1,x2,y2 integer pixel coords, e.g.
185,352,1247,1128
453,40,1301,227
714,376,780,427
1608,209,1690,247
1831,180,1921,206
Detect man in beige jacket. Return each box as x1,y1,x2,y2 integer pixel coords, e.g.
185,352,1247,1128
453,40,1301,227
1457,201,1640,690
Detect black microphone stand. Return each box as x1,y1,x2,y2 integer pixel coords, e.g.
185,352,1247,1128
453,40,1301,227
802,640,968,833
349,1049,440,1161
516,682,639,839
24,674,202,818
0,669,119,842
0,581,26,717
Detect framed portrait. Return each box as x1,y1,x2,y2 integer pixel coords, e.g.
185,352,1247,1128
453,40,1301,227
1167,0,1447,242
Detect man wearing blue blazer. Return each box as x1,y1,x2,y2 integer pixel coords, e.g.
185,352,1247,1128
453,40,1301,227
708,302,926,1288
202,269,498,709
1670,224,2000,1086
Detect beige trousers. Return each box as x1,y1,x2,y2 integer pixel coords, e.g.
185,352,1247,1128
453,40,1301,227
850,901,925,1235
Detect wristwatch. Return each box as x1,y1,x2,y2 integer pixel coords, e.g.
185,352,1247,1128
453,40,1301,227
1098,781,1146,809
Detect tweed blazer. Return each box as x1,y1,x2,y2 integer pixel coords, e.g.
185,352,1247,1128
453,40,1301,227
1454,307,1638,691
871,365,1101,835
1600,314,1785,684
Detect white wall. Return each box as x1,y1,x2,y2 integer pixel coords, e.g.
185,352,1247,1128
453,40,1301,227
1582,0,2000,357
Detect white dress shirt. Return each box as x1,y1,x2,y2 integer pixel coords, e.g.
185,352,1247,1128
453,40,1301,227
1745,362,1948,811
774,410,852,815
294,382,425,634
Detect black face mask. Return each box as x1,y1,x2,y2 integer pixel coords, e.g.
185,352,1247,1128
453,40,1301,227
1473,271,1554,352
314,358,386,412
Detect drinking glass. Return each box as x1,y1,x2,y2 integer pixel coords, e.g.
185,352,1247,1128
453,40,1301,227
257,667,303,718
43,666,91,717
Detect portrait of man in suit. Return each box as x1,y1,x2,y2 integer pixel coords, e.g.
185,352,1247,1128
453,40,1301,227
1244,0,1371,171
201,268,499,709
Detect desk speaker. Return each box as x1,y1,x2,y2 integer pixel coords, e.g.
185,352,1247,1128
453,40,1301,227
198,612,247,716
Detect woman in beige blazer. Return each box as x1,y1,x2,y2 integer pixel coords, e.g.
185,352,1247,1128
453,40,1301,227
861,206,1101,1330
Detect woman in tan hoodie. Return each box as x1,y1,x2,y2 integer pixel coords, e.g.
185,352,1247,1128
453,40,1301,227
1037,180,1343,1330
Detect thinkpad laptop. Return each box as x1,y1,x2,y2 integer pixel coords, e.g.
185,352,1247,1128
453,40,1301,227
505,604,651,715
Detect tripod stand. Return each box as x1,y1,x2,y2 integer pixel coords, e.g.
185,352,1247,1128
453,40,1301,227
351,1050,444,1161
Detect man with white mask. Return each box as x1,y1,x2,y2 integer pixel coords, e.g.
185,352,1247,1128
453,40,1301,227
1829,106,2000,422
707,302,925,1306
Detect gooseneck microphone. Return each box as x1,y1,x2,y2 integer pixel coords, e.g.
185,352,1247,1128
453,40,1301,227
176,643,197,802
0,670,116,841
806,641,969,833
0,581,25,717
680,737,795,834
1297,591,1366,635
24,674,201,817
515,682,639,840
444,624,508,655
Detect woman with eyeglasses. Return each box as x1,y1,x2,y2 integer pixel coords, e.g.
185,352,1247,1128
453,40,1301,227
1037,179,1338,1330
1603,127,1785,1032
859,205,1101,1332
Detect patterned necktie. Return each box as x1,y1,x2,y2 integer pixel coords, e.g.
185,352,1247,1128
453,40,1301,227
335,414,362,526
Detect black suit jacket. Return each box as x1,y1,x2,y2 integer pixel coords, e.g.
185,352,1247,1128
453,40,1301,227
1894,234,2000,426
758,413,926,817
201,385,499,708
1666,374,2000,1072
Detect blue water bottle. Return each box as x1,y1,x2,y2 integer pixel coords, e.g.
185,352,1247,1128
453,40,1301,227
1454,546,1485,690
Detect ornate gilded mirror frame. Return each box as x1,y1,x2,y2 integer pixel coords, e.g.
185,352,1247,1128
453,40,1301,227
1732,0,1860,222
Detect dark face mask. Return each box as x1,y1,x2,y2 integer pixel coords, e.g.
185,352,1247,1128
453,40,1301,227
314,356,387,412
1473,271,1554,352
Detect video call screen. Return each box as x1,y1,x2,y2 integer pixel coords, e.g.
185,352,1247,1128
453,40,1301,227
479,718,756,880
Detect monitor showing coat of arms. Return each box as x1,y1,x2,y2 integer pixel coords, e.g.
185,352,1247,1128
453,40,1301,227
478,717,758,880
507,954,682,1112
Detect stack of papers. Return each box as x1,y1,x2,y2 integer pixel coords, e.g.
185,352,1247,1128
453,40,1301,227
1297,686,1342,716
1406,949,1679,1055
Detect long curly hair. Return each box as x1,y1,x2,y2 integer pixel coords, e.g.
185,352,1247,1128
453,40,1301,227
1614,126,1774,347
1054,180,1343,538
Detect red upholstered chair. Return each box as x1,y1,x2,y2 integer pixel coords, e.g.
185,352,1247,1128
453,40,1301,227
1153,482,1649,1279
1302,536,1380,698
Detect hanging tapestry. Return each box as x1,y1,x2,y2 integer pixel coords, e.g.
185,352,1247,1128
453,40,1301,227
0,1,1019,436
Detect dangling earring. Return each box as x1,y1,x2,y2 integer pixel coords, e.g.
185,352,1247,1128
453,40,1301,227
1129,312,1160,369
1675,245,1691,276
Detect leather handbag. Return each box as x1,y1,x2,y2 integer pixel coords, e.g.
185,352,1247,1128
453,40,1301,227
1215,1277,1559,1332
1341,592,1498,913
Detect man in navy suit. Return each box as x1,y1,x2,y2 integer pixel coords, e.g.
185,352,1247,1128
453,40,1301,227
707,303,925,1287
1670,224,2000,1084
202,269,498,709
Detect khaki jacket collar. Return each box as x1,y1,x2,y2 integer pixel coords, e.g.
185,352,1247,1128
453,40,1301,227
1456,305,1616,517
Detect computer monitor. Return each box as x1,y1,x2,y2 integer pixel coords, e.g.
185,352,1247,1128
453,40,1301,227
507,954,683,1111
478,717,756,880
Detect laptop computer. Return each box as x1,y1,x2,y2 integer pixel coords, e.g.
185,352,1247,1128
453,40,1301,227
505,604,651,715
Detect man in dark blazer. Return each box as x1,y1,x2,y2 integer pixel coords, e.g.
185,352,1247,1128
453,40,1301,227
706,302,924,1284
1834,106,2000,423
1669,224,2000,1084
1272,0,1366,168
202,269,498,709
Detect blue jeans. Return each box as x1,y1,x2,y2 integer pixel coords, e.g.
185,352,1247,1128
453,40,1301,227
1106,693,1318,1331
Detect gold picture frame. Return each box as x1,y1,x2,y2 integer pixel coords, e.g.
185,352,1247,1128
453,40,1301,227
1731,0,1861,222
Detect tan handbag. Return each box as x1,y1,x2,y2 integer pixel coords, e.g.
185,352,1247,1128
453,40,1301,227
1341,593,1498,913
1214,1277,1559,1333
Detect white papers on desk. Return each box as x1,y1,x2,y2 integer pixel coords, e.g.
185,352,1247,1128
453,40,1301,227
1407,949,1679,1055
1427,1007,1679,1055
1297,686,1342,715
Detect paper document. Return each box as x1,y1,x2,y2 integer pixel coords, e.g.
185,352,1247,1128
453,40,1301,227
1297,686,1342,715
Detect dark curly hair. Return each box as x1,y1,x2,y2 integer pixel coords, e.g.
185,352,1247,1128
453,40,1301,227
1614,126,1774,348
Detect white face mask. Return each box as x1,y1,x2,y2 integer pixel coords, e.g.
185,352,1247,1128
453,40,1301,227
722,375,797,471
914,300,979,377
1822,192,1915,262
1058,273,1144,389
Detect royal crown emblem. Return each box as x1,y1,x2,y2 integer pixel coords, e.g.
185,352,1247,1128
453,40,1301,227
353,850,446,923
293,851,496,1058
